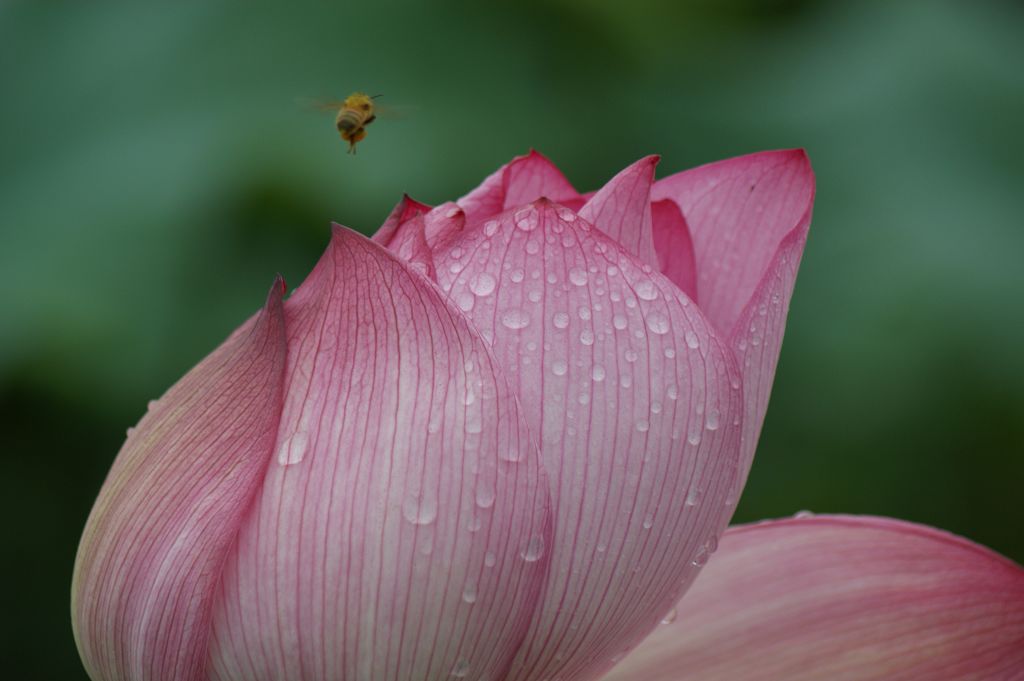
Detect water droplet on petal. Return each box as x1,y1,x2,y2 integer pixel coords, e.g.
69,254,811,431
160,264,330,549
591,365,606,381
483,219,499,236
552,360,568,376
579,329,595,346
501,309,531,330
705,409,720,431
553,312,570,329
635,279,658,301
515,207,538,232
484,550,497,567
646,313,669,335
642,514,654,529
450,659,471,677
462,580,478,604
685,331,700,349
469,273,497,297
613,314,628,331
521,536,545,562
685,486,703,507
794,509,815,519
475,484,496,509
569,268,589,286
661,607,678,624
403,493,438,525
277,430,310,466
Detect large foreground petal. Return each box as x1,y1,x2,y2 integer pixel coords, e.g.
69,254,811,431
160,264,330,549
604,515,1024,681
433,200,743,681
207,227,552,681
71,280,288,681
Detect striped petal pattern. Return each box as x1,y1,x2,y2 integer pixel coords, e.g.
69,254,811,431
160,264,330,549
604,515,1024,681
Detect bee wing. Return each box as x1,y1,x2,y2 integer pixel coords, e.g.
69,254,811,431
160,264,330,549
297,97,349,113
372,103,417,120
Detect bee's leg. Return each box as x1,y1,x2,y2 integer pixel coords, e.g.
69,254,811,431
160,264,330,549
365,115,376,125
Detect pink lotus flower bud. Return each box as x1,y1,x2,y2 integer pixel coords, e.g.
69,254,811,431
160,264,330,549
72,149,827,681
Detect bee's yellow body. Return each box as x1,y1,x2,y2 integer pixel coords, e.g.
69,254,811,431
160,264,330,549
335,92,377,154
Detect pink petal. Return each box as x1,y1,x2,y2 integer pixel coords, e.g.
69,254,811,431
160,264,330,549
71,279,288,681
207,227,553,681
432,200,744,681
730,226,809,487
458,150,579,222
651,149,814,337
371,194,432,248
604,515,1024,681
653,150,814,489
650,199,698,301
423,201,466,248
578,155,660,269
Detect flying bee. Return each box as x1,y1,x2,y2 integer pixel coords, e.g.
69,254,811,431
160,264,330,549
332,92,379,154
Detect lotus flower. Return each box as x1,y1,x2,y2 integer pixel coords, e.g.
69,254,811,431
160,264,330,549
72,150,1024,681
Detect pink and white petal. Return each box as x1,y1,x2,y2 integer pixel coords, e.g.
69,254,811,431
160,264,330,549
651,149,814,338
379,212,437,279
207,227,552,681
604,515,1024,681
71,279,288,681
651,199,698,301
433,201,744,681
372,194,431,247
424,202,466,248
578,155,660,269
730,227,809,489
458,151,580,222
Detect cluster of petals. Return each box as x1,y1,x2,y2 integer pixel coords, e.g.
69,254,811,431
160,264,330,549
72,150,1024,680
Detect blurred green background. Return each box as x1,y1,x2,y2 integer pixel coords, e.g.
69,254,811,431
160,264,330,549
2,0,1022,677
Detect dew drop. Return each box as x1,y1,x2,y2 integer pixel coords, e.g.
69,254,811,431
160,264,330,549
551,359,568,376
125,426,136,438
501,309,531,330
635,419,650,433
591,365,606,381
475,484,496,508
705,409,720,431
499,446,523,463
685,331,700,349
521,536,545,562
691,545,709,567
450,659,471,678
552,311,570,329
525,239,540,254
642,514,654,529
465,515,482,532
509,268,525,283
579,329,595,346
556,205,577,222
462,581,478,604
685,486,703,507
794,509,815,519
613,314,628,331
455,292,475,312
666,385,679,400
635,279,659,301
403,493,438,525
514,207,538,232
469,273,497,297
277,430,310,466
484,550,497,567
624,349,638,363
662,608,678,624
646,313,670,335
483,219,499,236
569,268,589,286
